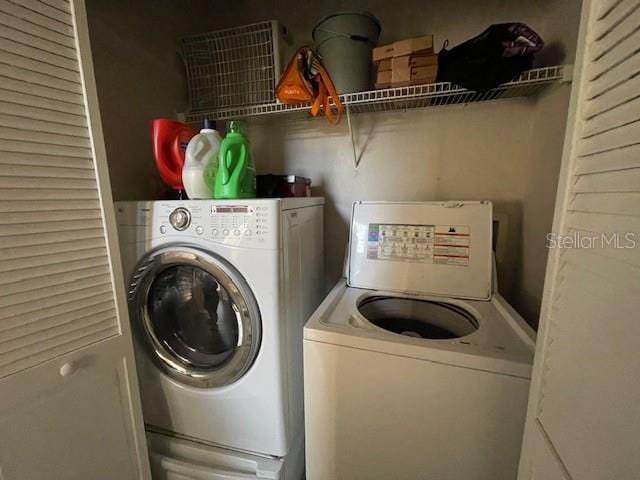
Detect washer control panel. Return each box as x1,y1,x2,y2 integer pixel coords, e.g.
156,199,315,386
210,205,272,239
153,201,278,248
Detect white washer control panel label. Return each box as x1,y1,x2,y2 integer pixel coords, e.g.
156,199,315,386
367,223,469,266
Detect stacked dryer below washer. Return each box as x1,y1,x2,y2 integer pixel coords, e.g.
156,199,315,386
116,198,324,479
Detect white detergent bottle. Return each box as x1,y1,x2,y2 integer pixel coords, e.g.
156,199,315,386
182,119,222,199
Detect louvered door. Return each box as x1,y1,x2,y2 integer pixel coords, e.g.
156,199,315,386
518,1,640,479
0,1,150,478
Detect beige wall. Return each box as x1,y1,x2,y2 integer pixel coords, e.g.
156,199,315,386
248,88,572,325
86,0,215,200
205,0,581,67
516,87,571,327
88,0,581,325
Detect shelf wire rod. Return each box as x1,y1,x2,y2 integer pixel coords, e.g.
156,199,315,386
345,103,360,170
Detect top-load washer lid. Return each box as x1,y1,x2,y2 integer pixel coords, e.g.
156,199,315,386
348,201,493,300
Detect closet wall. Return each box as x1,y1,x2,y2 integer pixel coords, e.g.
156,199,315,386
87,0,582,326
86,0,214,200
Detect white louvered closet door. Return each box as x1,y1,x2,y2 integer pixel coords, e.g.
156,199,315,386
518,1,640,479
0,1,150,478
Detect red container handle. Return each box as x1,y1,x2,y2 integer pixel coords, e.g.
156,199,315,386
150,118,196,190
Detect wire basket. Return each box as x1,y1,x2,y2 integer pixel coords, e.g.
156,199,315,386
181,21,282,115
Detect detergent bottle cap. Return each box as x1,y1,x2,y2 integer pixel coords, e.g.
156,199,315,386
227,120,245,134
201,118,216,132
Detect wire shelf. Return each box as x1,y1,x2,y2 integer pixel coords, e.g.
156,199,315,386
181,21,282,112
185,65,569,124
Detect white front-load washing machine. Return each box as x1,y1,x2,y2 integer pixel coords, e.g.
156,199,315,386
116,198,324,480
304,201,535,480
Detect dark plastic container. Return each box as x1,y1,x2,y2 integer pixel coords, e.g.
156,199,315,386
257,175,311,198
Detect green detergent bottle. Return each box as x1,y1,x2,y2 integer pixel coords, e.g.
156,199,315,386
214,121,257,199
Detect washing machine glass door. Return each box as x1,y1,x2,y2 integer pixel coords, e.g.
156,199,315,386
129,245,261,388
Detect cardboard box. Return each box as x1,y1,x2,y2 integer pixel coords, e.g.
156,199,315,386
392,64,438,85
393,35,434,57
373,34,434,62
377,58,392,72
391,53,437,71
372,43,395,62
375,69,393,88
376,64,438,89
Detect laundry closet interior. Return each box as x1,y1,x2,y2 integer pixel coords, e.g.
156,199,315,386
88,0,581,327
5,0,639,479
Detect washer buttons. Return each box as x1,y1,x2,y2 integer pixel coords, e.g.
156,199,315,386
159,225,167,234
223,229,229,236
212,229,219,236
195,226,204,235
234,229,241,236
245,230,252,236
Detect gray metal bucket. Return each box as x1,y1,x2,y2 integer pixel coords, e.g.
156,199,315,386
313,12,381,94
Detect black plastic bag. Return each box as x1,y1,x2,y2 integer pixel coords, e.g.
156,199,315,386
436,23,544,92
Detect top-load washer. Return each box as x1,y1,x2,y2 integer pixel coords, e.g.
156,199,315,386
303,201,535,480
116,198,324,480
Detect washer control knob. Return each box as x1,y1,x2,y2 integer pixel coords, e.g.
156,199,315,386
59,362,76,377
169,207,191,231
